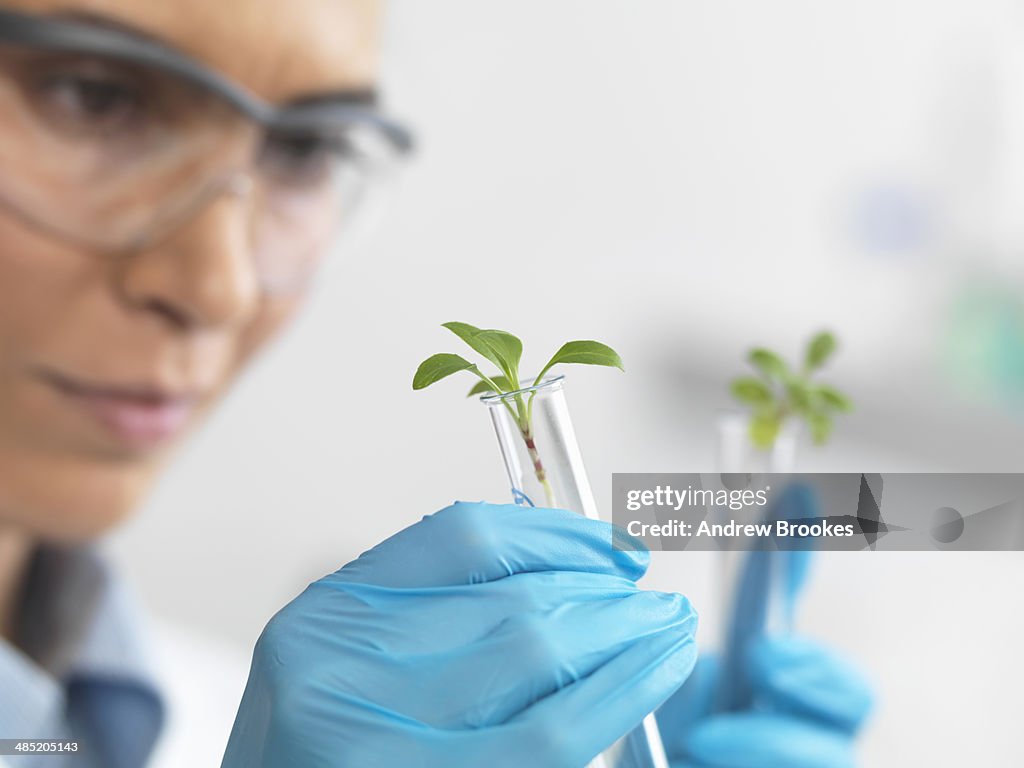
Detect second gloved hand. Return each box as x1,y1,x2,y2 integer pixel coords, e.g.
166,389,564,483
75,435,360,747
222,501,698,768
657,634,873,768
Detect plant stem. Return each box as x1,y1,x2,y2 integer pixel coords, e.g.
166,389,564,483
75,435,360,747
512,391,555,506
520,424,555,507
471,366,519,422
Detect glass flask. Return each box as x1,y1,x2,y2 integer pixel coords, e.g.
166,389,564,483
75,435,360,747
481,375,669,768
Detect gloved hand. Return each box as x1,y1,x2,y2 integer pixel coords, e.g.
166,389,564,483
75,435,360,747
656,634,873,768
222,501,698,768
657,482,873,767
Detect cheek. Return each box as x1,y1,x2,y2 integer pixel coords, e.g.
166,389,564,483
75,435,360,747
0,219,149,539
0,223,73,361
0,215,90,441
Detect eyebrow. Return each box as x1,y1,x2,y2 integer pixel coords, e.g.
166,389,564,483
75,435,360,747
57,10,380,108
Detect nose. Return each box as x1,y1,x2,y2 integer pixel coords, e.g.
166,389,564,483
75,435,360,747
114,182,260,331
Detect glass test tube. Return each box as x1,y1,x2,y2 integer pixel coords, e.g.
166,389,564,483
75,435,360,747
482,376,669,768
713,411,801,712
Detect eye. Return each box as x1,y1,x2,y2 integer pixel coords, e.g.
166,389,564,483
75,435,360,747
260,130,351,188
30,61,145,135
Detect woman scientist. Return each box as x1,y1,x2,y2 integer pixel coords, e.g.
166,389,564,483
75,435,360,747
0,1,871,766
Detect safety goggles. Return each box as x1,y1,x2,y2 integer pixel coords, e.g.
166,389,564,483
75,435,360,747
0,8,413,294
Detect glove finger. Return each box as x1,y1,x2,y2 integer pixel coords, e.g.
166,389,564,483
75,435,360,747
429,589,697,728
747,635,874,735
446,569,646,620
321,589,694,729
684,713,855,768
502,620,698,767
310,570,643,651
239,606,694,768
335,501,648,588
655,654,720,760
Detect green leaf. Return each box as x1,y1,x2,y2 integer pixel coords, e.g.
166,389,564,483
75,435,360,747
442,322,522,386
805,331,837,371
785,379,812,413
806,411,833,445
412,353,476,390
748,348,787,380
730,376,773,406
476,330,523,383
815,385,853,412
441,321,500,367
749,410,782,449
466,376,512,397
533,340,624,385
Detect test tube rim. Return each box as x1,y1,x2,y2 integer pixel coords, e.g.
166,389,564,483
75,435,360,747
479,374,565,404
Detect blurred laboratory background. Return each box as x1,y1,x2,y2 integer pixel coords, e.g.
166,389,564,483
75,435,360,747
108,1,1024,765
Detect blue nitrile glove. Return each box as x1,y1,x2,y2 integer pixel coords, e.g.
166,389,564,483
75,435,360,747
656,635,873,768
222,501,698,768
656,484,873,768
714,484,819,713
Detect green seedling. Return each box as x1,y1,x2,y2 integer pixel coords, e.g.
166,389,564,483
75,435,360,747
413,322,623,504
730,330,853,449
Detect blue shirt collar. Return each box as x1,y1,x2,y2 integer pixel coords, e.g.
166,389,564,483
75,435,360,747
0,546,165,757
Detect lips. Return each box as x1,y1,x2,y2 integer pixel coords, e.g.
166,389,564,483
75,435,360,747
38,368,201,451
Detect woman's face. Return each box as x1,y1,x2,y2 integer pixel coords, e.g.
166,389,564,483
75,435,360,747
0,0,381,540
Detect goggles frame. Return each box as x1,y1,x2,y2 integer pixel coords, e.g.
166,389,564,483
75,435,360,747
0,7,415,153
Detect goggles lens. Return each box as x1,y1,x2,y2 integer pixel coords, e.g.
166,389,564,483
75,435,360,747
0,41,407,292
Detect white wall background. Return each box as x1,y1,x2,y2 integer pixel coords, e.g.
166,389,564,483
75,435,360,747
107,2,1024,765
